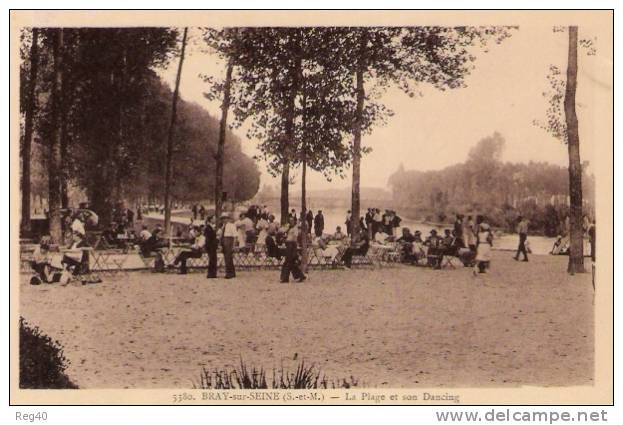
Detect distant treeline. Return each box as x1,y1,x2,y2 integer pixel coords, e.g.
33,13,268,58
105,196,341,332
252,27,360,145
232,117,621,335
387,133,595,236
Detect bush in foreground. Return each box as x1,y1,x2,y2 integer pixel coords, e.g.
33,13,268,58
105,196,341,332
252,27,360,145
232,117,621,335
19,317,78,389
195,358,359,389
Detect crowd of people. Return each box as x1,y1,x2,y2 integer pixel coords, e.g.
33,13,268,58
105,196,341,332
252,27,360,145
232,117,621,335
30,211,98,285
549,214,596,262
28,201,596,286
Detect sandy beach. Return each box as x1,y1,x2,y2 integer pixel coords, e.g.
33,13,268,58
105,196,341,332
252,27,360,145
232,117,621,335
19,252,594,389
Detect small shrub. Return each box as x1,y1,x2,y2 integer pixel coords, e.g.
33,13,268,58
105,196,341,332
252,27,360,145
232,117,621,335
19,317,78,389
194,358,359,389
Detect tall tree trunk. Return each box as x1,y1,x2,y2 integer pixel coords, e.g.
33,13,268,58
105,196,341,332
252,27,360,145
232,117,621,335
564,26,585,274
300,156,308,273
60,108,69,209
20,28,39,237
164,28,188,235
48,28,64,244
280,163,290,225
215,59,233,225
280,47,302,225
351,31,367,241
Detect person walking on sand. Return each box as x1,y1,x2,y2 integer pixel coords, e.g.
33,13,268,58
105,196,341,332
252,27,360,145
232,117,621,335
221,213,236,279
205,215,218,279
514,215,529,262
280,216,306,283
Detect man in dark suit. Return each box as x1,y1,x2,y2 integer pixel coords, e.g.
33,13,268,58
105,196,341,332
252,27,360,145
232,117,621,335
280,216,306,283
342,229,370,269
313,210,324,237
204,215,218,278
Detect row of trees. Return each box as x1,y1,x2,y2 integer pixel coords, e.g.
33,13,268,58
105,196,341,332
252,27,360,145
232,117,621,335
201,26,514,266
20,25,590,274
19,28,260,241
388,132,595,235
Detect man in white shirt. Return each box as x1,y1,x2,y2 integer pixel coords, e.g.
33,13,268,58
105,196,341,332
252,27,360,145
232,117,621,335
513,216,529,262
71,214,86,237
280,216,306,283
172,224,206,274
221,213,237,278
139,225,152,241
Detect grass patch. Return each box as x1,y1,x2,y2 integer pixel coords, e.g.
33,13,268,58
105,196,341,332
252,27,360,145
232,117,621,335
195,358,359,389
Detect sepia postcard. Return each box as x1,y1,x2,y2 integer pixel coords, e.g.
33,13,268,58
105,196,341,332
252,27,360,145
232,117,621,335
9,10,613,405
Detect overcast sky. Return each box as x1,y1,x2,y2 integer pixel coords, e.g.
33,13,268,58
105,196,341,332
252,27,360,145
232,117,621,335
158,25,611,191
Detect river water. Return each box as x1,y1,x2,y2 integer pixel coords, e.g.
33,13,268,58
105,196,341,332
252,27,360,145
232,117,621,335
161,205,562,256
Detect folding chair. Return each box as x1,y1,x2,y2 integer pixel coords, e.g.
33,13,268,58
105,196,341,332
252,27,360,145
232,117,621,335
441,255,459,269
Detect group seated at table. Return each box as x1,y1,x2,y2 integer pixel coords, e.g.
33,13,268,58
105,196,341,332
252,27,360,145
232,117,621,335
312,235,342,263
30,231,98,285
100,221,136,250
395,227,475,269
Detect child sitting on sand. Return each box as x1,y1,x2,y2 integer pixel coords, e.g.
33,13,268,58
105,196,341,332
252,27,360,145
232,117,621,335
30,237,60,285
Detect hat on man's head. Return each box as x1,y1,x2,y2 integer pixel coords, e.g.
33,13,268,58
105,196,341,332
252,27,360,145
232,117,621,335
220,212,230,219
480,223,490,230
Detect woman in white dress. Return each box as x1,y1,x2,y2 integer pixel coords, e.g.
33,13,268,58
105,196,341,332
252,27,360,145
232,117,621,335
256,215,269,248
473,221,493,275
235,213,247,248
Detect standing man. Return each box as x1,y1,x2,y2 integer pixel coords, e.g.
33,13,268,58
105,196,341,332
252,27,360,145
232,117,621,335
313,210,324,237
305,210,314,234
205,215,218,279
345,210,352,236
465,215,476,252
454,214,465,248
221,213,236,279
514,215,529,262
391,211,402,238
280,216,306,283
588,219,596,262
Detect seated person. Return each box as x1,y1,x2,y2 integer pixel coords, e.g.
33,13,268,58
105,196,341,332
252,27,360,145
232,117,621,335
265,228,286,260
424,229,444,269
374,230,390,244
60,232,91,284
396,227,416,261
442,229,459,256
550,235,566,255
410,230,427,262
141,226,166,257
314,235,340,262
333,226,346,241
275,227,287,246
342,230,370,269
171,225,206,274
101,222,118,248
188,225,199,241
29,237,60,284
